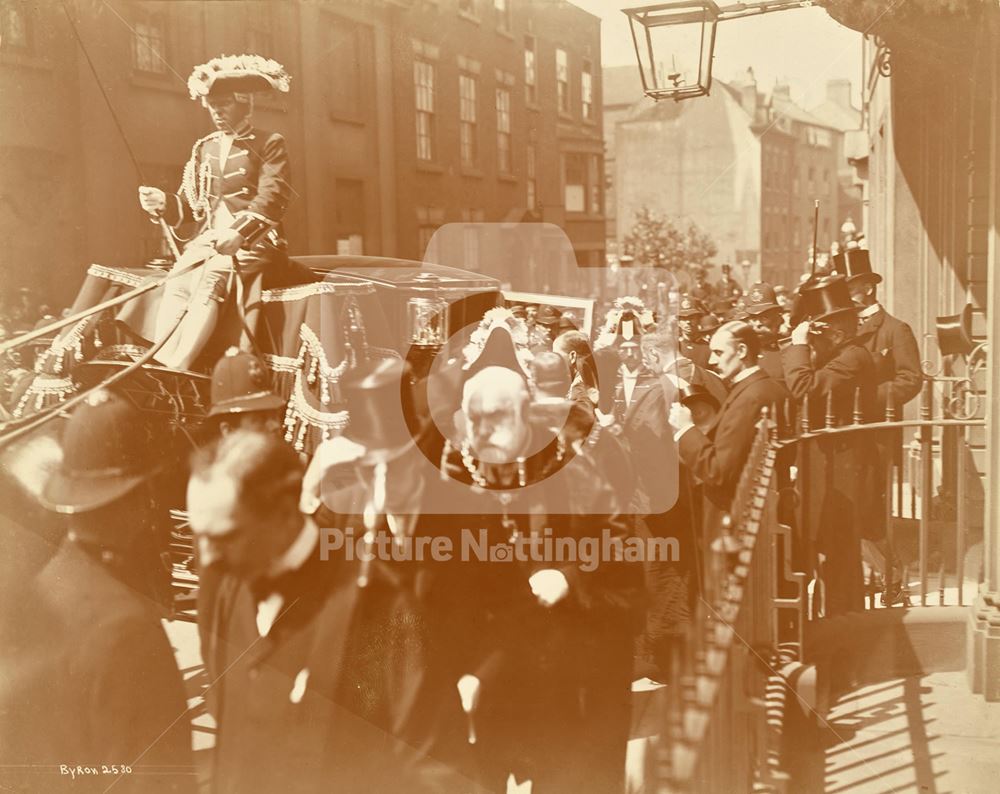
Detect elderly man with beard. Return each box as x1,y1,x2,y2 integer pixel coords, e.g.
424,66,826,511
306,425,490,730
440,352,642,794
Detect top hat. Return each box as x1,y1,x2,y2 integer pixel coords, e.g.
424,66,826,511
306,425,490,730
936,304,974,358
744,282,780,315
831,249,881,285
341,358,422,464
678,295,706,318
209,347,285,417
41,388,162,514
679,382,720,412
799,275,856,322
187,54,292,101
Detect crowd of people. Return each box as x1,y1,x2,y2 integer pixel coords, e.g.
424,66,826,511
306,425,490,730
0,49,927,794
0,239,924,793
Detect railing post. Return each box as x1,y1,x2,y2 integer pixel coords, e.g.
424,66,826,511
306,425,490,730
920,379,934,606
956,422,967,606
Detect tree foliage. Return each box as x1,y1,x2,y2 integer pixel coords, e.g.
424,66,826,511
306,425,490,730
621,207,717,276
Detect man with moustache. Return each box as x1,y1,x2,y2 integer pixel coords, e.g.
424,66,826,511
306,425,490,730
743,282,786,386
677,295,711,368
668,321,787,533
834,250,923,413
138,55,293,370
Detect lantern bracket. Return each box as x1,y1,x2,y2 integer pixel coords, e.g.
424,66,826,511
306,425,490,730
623,1,819,101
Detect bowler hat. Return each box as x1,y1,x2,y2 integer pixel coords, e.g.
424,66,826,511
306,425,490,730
208,347,286,417
342,358,422,464
41,388,161,514
799,275,857,322
831,249,881,285
744,282,781,315
535,305,562,330
699,313,723,336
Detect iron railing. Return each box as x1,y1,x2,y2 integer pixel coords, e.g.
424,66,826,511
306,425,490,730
657,376,986,792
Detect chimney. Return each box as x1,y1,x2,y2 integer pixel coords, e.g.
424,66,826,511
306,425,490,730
739,66,757,114
826,78,853,109
772,82,791,102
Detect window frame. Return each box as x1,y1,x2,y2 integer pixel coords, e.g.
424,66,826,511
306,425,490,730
495,86,512,174
414,58,437,162
459,72,479,169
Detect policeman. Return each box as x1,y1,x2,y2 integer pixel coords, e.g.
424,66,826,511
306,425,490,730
743,282,785,384
677,295,711,368
206,346,286,438
139,54,293,371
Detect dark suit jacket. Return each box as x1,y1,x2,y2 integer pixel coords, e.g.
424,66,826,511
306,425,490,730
857,306,923,411
678,369,788,523
782,340,880,428
0,541,194,793
198,528,471,794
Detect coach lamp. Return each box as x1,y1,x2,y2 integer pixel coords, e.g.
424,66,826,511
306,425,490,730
623,1,818,102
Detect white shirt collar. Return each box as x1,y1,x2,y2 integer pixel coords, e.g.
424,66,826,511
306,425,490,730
732,365,761,385
267,518,319,577
859,303,881,319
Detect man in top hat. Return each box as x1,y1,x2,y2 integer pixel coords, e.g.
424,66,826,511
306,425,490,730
0,389,193,792
139,54,293,371
717,263,744,303
744,282,786,385
677,295,711,368
835,249,922,412
782,275,882,616
206,346,286,437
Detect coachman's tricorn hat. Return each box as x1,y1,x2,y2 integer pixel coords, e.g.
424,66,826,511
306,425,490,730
187,54,292,100
41,389,162,514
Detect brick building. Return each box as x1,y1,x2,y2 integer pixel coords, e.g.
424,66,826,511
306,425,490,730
609,66,859,289
0,0,604,308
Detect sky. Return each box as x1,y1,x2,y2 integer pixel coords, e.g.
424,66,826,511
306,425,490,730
568,1,863,109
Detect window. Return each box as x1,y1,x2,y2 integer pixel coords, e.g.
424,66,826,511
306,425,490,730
495,88,512,174
494,0,510,33
1,4,30,51
459,74,478,167
526,144,537,211
556,48,569,114
132,13,167,74
247,5,274,55
564,153,586,212
524,36,537,104
581,60,593,121
588,154,601,213
414,59,436,161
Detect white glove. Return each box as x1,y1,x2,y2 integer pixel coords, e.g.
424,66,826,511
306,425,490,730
529,569,569,607
668,401,694,435
457,674,481,714
299,435,367,514
138,186,166,216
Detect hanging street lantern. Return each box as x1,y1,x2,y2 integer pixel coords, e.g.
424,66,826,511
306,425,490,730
623,1,819,102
